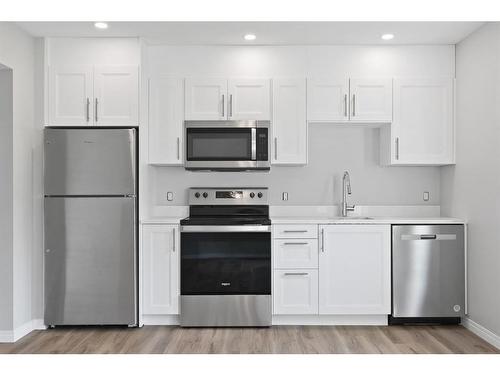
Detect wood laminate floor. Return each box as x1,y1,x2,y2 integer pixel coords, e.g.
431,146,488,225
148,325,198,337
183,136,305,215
0,325,497,354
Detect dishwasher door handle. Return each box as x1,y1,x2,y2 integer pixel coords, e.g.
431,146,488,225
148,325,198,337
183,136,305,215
401,234,457,241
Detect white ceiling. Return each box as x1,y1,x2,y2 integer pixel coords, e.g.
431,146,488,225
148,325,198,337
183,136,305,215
16,22,485,45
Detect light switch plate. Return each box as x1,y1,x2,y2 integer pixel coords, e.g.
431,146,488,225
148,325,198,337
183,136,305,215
167,192,174,201
423,191,430,201
282,192,288,201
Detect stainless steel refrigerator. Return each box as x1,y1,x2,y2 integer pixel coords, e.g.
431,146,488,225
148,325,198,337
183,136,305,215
44,128,138,326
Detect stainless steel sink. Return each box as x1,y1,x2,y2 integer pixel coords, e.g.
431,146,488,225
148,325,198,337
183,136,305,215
332,216,374,220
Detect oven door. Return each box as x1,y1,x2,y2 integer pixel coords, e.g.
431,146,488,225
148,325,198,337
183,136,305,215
184,121,269,170
180,226,271,295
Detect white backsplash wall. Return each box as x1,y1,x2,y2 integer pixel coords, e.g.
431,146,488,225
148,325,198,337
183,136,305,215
151,125,441,207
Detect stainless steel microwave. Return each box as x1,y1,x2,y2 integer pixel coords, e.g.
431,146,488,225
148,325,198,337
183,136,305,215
184,120,270,171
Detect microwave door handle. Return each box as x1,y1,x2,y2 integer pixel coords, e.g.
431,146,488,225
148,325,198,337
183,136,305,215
251,128,257,160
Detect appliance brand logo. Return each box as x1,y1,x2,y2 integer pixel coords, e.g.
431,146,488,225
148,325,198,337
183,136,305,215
221,282,231,286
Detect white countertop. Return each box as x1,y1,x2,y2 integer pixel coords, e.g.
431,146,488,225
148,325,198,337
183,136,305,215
270,216,465,224
141,216,465,225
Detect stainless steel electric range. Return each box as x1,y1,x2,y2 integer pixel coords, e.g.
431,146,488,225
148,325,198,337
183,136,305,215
180,187,271,327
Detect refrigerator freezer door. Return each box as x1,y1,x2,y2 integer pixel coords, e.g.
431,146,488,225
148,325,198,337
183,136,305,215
44,128,136,196
44,197,137,325
392,225,465,318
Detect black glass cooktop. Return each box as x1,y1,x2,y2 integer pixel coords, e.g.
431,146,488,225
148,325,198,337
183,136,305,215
180,216,271,226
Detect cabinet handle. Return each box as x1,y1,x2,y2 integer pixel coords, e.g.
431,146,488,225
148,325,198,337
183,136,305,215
172,227,176,252
283,230,307,233
321,228,325,252
230,94,233,117
395,137,400,160
283,242,308,245
95,98,98,122
343,94,347,117
284,272,308,276
86,98,90,122
177,137,180,160
274,137,278,160
221,94,225,117
352,94,356,117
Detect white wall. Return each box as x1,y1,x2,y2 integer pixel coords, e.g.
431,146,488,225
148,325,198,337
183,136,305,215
144,45,454,214
0,67,14,331
441,23,500,337
0,22,39,334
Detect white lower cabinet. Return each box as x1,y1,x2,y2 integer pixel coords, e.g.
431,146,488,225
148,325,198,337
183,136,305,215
274,270,318,315
274,239,318,269
318,224,391,315
142,224,179,315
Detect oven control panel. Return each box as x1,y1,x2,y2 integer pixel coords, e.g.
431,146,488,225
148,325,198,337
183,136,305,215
189,187,268,205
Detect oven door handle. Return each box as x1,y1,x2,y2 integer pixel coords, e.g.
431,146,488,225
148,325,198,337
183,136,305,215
180,225,271,233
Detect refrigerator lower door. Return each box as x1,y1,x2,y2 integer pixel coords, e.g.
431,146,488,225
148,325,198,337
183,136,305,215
392,225,465,319
44,197,137,326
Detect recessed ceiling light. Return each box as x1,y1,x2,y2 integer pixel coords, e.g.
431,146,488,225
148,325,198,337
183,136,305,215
381,33,394,40
94,22,108,30
244,34,256,41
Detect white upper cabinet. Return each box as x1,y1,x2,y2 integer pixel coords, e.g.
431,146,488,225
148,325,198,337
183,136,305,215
48,66,93,126
93,66,139,126
47,65,139,126
185,78,271,121
185,78,226,120
272,78,307,165
383,77,455,165
148,76,184,165
318,225,391,315
307,78,349,122
142,225,179,315
349,78,393,122
227,79,270,120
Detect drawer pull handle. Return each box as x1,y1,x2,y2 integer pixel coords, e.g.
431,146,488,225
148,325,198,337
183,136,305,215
283,230,308,233
283,242,308,245
284,272,308,276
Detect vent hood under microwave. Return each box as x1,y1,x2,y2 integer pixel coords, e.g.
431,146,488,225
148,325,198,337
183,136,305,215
184,120,270,172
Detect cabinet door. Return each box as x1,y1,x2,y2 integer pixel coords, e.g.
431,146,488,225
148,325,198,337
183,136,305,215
148,76,184,165
349,78,392,122
185,78,227,120
272,78,307,164
93,66,139,126
227,79,270,120
392,77,454,165
319,225,391,315
274,270,318,315
142,225,179,315
48,66,93,126
307,78,349,122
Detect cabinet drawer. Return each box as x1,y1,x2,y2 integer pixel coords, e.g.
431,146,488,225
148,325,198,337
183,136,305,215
274,239,318,269
273,224,318,239
273,269,318,315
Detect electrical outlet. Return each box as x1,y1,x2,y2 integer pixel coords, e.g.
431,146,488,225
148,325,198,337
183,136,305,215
166,192,174,201
423,191,430,202
282,192,288,201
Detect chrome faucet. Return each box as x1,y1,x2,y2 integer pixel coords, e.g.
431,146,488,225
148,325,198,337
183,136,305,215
341,171,355,217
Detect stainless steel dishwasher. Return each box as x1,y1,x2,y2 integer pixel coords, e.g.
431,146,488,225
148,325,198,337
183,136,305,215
390,225,465,324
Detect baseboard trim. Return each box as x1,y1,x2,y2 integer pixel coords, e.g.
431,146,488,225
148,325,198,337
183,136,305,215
0,319,47,343
462,317,500,349
272,315,388,326
141,314,388,326
142,315,180,325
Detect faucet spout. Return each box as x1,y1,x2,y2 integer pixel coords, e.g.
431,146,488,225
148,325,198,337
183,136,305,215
341,171,355,217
